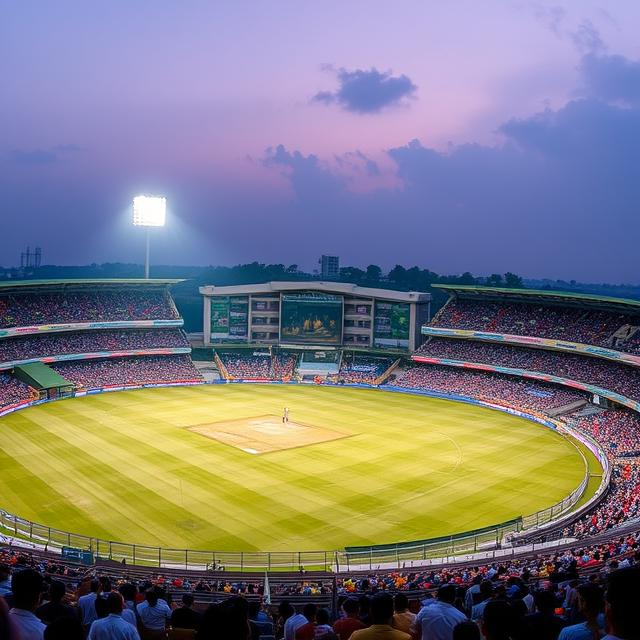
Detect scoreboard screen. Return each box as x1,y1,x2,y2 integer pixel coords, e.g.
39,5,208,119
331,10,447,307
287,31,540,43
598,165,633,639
280,293,343,345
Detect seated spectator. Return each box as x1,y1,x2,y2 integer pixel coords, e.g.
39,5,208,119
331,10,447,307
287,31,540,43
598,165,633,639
558,583,604,640
333,597,366,639
170,593,201,630
603,565,639,640
351,592,410,639
8,568,46,640
452,621,481,640
412,584,467,640
295,603,318,640
392,593,415,634
44,615,85,640
87,592,140,640
136,588,171,638
35,580,75,624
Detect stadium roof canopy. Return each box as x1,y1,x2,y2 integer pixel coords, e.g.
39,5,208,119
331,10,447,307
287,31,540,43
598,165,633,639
199,281,431,303
0,279,183,294
433,284,640,314
13,362,74,390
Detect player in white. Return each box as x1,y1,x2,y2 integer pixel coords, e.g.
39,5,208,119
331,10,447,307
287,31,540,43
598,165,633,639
283,407,290,423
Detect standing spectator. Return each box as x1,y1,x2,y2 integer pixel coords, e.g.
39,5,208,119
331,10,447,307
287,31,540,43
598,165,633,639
412,585,467,640
43,615,84,640
521,590,566,640
333,597,366,640
481,601,517,640
7,569,46,640
350,592,410,639
87,593,140,640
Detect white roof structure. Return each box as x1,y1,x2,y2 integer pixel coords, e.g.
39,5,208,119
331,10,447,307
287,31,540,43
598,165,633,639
199,281,431,302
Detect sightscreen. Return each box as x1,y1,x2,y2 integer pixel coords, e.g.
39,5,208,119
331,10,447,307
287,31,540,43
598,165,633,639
210,296,248,341
374,301,410,348
280,293,343,345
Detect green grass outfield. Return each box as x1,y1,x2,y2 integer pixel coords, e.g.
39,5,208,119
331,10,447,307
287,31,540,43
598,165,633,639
0,384,592,553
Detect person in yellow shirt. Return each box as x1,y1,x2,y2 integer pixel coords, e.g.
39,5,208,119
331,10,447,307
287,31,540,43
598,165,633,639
392,594,416,634
351,593,410,640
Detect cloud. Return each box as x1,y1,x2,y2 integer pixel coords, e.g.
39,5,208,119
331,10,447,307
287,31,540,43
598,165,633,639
9,144,84,165
529,3,567,37
261,51,640,281
579,52,640,105
570,19,605,54
312,67,417,113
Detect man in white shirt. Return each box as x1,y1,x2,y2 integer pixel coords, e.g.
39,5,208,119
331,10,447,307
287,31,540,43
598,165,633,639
284,604,311,640
7,568,46,640
412,584,467,640
88,593,140,640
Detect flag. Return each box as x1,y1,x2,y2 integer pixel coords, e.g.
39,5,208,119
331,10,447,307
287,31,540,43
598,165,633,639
263,571,271,605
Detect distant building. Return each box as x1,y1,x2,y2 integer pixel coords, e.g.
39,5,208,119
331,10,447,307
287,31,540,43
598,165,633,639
320,255,339,279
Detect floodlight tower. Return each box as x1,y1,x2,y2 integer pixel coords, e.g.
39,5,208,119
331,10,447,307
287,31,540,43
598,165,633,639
132,195,166,278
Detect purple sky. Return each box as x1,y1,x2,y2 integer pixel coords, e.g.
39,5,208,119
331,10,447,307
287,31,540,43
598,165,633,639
3,1,640,282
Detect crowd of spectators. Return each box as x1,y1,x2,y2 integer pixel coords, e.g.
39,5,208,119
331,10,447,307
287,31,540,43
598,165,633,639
1,538,639,639
0,289,178,328
433,298,640,354
336,355,395,385
51,356,203,388
391,365,586,413
0,329,189,364
566,463,640,539
0,374,32,409
415,337,640,402
273,353,298,380
566,409,640,458
218,351,273,379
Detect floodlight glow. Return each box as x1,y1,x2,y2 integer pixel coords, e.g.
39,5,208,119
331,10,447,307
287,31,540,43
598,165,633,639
133,195,166,227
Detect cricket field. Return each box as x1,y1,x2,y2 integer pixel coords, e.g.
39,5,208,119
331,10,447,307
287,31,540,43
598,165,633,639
0,384,595,553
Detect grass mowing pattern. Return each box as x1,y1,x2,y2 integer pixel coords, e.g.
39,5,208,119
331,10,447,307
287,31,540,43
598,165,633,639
0,385,587,552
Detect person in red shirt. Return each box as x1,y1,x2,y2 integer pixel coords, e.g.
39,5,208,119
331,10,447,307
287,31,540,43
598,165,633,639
333,598,367,640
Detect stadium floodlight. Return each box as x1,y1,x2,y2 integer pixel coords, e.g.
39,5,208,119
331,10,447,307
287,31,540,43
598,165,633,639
132,195,166,278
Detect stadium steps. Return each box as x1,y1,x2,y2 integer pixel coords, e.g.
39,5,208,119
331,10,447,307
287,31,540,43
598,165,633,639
609,323,639,348
546,398,589,417
375,358,401,385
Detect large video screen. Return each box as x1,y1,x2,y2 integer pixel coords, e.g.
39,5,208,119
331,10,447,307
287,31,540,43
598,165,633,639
210,296,248,341
374,301,410,348
280,293,343,345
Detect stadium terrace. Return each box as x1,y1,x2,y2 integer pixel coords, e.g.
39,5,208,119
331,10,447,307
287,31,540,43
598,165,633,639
1,279,640,639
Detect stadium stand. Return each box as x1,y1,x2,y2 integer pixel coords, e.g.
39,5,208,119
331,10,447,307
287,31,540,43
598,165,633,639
415,337,640,402
0,329,189,364
51,356,202,388
0,285,178,327
335,354,396,385
2,282,640,637
390,364,587,413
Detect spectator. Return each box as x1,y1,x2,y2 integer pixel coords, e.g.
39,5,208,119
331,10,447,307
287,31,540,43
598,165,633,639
558,583,605,640
452,621,481,640
412,584,467,640
603,566,640,640
521,589,565,640
87,592,140,640
43,615,84,640
392,593,415,634
0,564,11,596
136,588,171,638
350,592,410,640
333,597,366,639
481,600,517,640
295,603,318,640
78,579,101,632
8,568,46,640
170,593,201,630
35,580,75,624
285,605,310,640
